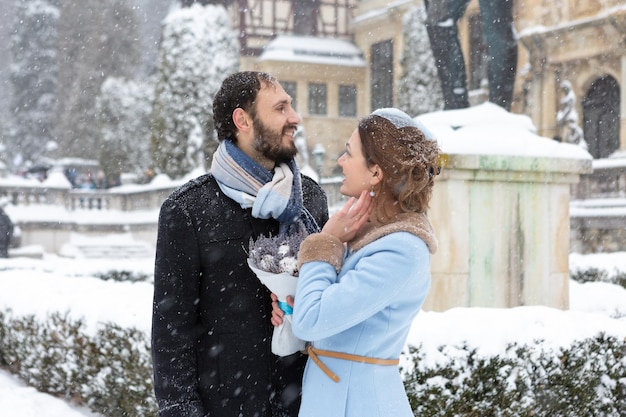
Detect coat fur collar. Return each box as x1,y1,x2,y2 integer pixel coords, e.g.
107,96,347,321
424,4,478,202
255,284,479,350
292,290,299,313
298,212,437,273
348,212,437,254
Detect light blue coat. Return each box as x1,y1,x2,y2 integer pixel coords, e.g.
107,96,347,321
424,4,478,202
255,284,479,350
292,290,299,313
292,214,436,417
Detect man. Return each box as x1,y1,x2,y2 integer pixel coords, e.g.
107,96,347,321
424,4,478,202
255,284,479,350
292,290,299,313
425,0,518,110
151,71,329,417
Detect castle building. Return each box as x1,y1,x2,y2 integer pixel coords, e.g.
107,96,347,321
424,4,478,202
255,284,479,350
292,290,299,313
224,0,625,174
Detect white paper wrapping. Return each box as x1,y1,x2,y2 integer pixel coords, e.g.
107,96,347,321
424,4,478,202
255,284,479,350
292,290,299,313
247,259,306,356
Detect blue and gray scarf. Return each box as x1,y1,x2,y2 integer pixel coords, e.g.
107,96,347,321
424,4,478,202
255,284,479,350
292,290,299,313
211,140,320,235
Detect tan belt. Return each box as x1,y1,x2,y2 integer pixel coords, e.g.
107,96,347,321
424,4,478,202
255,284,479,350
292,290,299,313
305,344,399,383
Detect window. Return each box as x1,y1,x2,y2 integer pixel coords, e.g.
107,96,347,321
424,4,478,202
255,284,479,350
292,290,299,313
339,84,357,117
370,40,394,110
308,83,327,115
281,81,297,110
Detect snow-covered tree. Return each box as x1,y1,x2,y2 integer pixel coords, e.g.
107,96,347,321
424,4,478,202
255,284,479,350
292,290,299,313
151,3,239,179
398,5,444,117
96,77,155,187
9,0,59,169
54,0,141,161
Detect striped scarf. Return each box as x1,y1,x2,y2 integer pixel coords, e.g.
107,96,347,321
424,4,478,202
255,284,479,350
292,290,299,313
211,140,320,235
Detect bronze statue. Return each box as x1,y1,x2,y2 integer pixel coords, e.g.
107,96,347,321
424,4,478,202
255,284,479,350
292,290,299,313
425,0,518,111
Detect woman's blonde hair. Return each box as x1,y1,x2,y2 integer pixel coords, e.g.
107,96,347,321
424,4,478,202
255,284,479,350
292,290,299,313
358,114,441,215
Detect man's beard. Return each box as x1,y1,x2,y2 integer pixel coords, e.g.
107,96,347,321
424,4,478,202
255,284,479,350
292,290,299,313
252,116,298,163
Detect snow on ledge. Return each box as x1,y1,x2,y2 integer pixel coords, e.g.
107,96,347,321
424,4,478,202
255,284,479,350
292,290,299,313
417,102,593,162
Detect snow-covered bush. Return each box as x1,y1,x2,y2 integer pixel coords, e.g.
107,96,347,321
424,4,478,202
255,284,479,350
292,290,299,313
571,264,626,289
402,334,625,416
94,269,152,283
0,310,155,417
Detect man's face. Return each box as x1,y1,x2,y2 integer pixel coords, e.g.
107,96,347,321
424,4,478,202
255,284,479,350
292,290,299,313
251,82,301,163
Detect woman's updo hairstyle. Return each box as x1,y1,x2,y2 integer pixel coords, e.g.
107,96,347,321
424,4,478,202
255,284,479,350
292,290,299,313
359,108,441,214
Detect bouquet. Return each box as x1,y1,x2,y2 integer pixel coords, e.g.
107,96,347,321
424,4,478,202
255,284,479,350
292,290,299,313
248,226,308,356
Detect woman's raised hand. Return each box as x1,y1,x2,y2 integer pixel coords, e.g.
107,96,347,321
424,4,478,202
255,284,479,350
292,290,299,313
321,190,373,243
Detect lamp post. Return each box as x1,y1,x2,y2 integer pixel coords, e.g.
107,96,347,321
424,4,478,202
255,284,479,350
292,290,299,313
311,143,326,183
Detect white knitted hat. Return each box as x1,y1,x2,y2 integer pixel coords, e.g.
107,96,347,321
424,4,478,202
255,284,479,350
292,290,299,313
372,108,436,141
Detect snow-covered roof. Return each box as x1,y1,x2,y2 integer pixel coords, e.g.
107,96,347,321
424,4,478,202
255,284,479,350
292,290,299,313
257,35,366,67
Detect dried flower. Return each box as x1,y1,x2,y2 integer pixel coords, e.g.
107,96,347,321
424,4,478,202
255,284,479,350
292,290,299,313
248,225,308,276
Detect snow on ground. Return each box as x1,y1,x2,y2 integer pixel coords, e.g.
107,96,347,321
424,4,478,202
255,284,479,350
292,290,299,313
0,370,105,417
0,247,625,416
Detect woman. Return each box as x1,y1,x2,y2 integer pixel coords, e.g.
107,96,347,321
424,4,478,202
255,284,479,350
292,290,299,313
273,108,440,416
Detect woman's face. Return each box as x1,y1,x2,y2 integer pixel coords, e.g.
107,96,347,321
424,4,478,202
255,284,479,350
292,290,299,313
337,128,378,198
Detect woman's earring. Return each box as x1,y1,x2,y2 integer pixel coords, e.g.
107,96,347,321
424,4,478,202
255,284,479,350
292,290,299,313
369,188,375,197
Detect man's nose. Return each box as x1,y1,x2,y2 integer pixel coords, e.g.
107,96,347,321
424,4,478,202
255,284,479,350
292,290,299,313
288,108,301,124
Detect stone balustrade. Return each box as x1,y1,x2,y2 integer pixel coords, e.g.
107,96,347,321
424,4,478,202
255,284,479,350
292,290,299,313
0,183,178,212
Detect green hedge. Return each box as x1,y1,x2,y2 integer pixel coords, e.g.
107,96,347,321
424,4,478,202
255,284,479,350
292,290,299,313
570,265,626,289
0,310,156,417
402,335,625,417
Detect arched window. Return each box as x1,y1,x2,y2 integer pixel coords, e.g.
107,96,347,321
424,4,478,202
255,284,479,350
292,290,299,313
583,76,620,159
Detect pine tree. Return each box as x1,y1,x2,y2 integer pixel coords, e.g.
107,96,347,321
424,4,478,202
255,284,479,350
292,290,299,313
9,0,60,169
96,77,155,187
398,5,444,117
151,3,239,179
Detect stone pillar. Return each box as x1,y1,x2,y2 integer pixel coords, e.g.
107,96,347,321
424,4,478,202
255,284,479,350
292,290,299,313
419,104,592,312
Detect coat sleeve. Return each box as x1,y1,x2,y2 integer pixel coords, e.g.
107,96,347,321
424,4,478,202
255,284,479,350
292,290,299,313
151,197,205,417
291,233,431,342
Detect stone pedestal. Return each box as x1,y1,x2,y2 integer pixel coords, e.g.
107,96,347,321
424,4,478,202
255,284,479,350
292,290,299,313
418,103,592,311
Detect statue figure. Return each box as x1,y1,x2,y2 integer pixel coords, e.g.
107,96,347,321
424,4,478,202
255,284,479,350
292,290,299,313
556,80,588,150
294,126,318,180
424,0,518,111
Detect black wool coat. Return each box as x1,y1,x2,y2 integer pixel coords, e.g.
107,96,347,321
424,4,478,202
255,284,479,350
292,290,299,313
152,173,328,417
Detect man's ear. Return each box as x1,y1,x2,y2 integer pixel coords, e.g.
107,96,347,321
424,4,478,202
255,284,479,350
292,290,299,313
233,108,251,133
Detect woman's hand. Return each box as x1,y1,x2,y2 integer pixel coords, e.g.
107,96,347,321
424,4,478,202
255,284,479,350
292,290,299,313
270,293,294,327
321,190,373,243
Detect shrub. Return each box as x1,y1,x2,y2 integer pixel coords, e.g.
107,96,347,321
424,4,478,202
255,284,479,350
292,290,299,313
94,269,151,283
570,267,607,284
402,335,625,417
0,310,156,417
570,265,626,290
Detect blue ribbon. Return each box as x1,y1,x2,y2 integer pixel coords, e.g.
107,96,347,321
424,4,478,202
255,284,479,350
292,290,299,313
278,301,293,315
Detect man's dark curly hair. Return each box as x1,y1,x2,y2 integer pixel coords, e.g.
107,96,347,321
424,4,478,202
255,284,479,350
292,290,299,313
213,71,277,142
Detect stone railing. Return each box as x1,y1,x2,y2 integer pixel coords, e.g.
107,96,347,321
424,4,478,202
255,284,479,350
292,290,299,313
569,158,626,254
0,182,179,212
571,158,626,199
64,187,177,212
0,185,67,207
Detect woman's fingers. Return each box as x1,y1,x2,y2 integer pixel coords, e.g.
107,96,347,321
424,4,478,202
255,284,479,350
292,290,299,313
321,190,374,241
